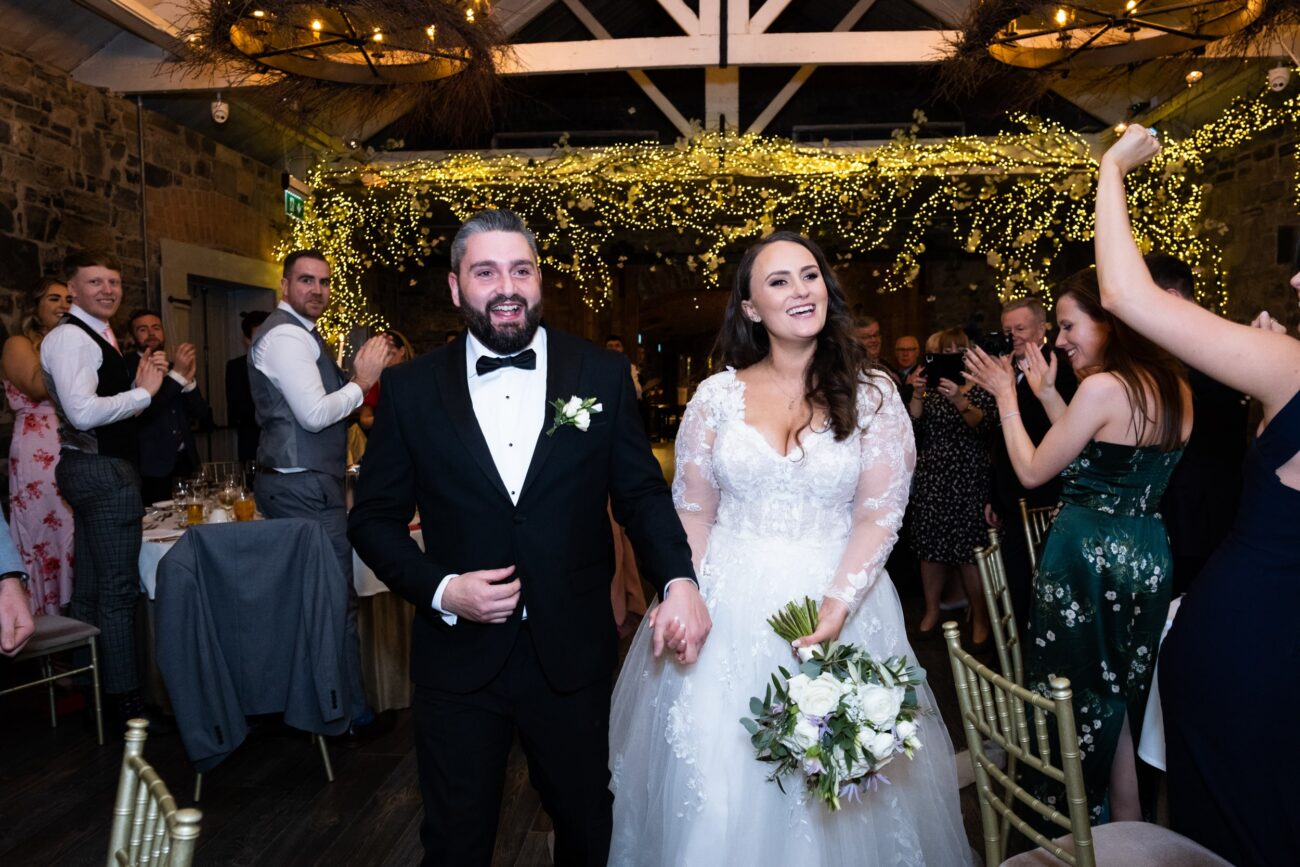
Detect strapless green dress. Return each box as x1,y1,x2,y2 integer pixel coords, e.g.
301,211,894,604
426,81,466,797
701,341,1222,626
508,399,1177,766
1027,440,1182,822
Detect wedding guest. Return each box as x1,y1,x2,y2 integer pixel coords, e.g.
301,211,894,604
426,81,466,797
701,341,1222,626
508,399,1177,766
41,250,169,723
1147,254,1250,595
357,329,414,433
0,510,34,656
987,296,1077,626
894,334,921,403
123,309,211,504
250,249,393,734
965,267,1190,825
226,310,270,462
905,327,995,647
2,277,75,614
1096,125,1298,865
854,315,884,364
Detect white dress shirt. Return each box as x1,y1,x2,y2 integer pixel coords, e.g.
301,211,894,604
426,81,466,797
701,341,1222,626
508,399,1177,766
432,329,548,624
40,305,151,436
249,302,364,472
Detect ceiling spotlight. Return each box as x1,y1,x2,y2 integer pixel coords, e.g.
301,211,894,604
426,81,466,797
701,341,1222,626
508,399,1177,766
1125,0,1138,10
1269,64,1292,92
1185,69,1204,84
425,24,437,40
1054,7,1070,27
1114,122,1128,134
311,19,323,31
466,7,476,22
252,9,266,18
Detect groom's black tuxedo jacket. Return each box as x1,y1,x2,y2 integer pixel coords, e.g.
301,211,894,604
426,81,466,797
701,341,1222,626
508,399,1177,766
348,328,695,694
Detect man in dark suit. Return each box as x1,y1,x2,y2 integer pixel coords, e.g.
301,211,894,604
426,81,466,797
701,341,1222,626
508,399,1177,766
1148,254,1250,595
893,334,920,403
226,310,270,463
349,209,709,867
987,297,1078,627
124,309,212,504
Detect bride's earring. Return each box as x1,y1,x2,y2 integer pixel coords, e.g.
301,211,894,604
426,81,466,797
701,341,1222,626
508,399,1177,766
743,306,762,324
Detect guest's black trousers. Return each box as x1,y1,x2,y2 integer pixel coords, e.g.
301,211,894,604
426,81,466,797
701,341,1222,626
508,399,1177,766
413,625,613,867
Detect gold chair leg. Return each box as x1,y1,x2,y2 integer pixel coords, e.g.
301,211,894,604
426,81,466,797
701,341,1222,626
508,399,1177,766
42,657,56,728
315,735,334,783
89,637,104,746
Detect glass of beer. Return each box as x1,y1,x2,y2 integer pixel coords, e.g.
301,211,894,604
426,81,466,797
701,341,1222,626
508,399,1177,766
184,498,206,526
233,491,256,522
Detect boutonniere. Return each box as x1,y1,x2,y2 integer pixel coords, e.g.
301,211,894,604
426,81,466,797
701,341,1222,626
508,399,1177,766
546,395,602,436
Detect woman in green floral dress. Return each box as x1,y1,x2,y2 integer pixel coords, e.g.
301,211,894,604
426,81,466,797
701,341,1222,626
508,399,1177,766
965,269,1191,824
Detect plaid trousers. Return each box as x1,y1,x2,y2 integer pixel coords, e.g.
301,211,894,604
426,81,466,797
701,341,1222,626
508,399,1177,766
56,449,145,694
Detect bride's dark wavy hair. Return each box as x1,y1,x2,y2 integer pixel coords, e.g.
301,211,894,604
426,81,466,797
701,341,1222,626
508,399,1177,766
714,231,880,441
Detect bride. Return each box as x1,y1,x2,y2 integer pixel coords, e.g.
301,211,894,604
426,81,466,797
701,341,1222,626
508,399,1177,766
609,232,973,866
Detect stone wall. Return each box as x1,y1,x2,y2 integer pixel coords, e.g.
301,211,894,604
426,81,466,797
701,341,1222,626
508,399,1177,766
0,44,287,329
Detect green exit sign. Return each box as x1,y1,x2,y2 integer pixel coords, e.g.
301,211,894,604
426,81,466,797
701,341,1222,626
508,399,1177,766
284,189,306,220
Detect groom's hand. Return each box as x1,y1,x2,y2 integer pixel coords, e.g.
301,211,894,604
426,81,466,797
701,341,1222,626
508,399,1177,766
441,566,521,624
650,580,710,664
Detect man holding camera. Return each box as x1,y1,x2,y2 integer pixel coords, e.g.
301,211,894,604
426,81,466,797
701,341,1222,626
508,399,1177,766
986,297,1077,627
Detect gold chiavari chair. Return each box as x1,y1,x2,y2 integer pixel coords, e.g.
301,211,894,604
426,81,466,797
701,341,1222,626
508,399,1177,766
1019,498,1058,575
108,719,202,867
974,528,1023,687
943,623,1231,867
0,614,104,745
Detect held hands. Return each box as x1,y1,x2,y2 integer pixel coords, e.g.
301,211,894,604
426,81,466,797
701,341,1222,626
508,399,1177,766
173,343,198,381
351,335,395,392
1019,344,1058,399
790,597,850,653
0,577,35,656
441,566,521,624
964,346,1017,404
1102,124,1161,175
648,580,711,664
135,350,168,396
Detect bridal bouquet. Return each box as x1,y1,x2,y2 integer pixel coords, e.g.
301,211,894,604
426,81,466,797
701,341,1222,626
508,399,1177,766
741,598,927,811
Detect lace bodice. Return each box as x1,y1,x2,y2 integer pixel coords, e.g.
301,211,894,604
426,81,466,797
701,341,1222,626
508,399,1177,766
671,368,915,611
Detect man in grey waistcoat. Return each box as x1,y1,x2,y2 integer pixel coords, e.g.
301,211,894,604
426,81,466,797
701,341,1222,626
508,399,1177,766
249,249,393,731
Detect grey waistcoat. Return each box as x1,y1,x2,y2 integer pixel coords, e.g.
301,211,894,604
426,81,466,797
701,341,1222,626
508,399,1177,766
249,307,348,476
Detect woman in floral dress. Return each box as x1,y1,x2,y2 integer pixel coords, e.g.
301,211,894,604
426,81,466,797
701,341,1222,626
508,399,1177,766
965,269,1190,824
2,277,74,614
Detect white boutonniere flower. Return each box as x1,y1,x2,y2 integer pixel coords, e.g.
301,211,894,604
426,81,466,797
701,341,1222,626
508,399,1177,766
546,395,602,436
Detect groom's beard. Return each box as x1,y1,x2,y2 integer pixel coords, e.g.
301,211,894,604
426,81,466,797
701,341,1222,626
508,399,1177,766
462,294,544,355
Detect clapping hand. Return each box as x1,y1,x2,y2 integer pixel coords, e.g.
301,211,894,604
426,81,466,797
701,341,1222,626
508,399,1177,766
351,335,395,392
173,343,198,380
1019,345,1058,399
135,350,168,396
964,346,1017,404
649,580,711,664
1103,124,1162,175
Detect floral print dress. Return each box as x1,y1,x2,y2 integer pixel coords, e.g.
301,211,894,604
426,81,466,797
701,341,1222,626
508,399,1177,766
6,380,74,614
1027,440,1181,822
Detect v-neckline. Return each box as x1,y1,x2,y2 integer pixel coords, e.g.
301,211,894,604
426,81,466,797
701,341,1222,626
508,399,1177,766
731,372,820,461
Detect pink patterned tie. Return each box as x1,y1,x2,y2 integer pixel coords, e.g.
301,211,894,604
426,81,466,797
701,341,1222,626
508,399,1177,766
101,326,120,352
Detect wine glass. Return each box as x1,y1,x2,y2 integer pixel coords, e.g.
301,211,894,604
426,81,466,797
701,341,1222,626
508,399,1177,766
172,479,191,521
216,477,240,510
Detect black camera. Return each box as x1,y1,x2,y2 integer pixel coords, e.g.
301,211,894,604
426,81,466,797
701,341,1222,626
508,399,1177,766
976,331,1015,356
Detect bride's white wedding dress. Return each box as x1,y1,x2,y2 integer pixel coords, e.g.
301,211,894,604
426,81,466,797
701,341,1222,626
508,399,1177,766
609,369,973,866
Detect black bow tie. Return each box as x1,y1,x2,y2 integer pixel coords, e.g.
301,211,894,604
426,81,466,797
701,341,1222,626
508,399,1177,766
476,348,537,376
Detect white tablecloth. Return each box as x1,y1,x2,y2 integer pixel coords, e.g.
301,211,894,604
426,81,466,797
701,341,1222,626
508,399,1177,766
138,516,423,600
1137,594,1183,771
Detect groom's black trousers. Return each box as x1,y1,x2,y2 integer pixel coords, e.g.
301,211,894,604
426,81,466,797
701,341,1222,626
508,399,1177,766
413,623,613,867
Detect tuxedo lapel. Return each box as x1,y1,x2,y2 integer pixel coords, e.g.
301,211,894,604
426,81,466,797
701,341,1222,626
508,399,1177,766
518,330,583,503
433,338,513,504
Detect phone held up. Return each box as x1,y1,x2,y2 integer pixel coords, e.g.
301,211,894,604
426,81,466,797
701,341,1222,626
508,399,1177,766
923,332,1013,389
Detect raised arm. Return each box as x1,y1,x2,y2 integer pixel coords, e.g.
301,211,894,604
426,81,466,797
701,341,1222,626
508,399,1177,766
1096,126,1300,420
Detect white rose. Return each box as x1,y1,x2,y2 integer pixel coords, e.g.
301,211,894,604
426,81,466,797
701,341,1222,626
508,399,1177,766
575,409,591,431
793,673,846,718
788,716,820,752
858,684,905,728
785,673,812,708
590,402,603,413
563,396,582,415
863,729,897,763
895,719,919,741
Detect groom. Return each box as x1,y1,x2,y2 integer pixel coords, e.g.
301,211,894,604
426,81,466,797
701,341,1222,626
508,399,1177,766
348,209,710,866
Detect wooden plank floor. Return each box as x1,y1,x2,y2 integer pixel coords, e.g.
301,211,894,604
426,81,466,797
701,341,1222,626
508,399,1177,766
0,588,988,866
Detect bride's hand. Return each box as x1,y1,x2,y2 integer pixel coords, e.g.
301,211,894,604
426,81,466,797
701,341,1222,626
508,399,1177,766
1101,124,1161,175
791,598,850,651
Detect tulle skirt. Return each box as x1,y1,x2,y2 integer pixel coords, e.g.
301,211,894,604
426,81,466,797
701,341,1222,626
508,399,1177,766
609,529,975,866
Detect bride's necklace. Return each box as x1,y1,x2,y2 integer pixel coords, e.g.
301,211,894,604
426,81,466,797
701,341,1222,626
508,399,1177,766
765,366,804,412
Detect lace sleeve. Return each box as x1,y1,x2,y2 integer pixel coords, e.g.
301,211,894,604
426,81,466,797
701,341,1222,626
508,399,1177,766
825,377,916,612
671,383,722,574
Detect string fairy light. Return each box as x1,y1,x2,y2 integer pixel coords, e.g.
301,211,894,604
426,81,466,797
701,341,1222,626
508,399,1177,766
282,84,1300,339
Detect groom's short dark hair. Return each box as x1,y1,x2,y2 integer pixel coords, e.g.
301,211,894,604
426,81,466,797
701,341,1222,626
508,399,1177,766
449,209,539,276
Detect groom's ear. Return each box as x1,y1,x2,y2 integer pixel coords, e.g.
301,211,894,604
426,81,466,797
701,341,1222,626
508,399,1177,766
448,272,462,308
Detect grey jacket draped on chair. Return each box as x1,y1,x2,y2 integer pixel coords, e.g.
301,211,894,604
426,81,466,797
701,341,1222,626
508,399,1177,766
156,519,353,771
